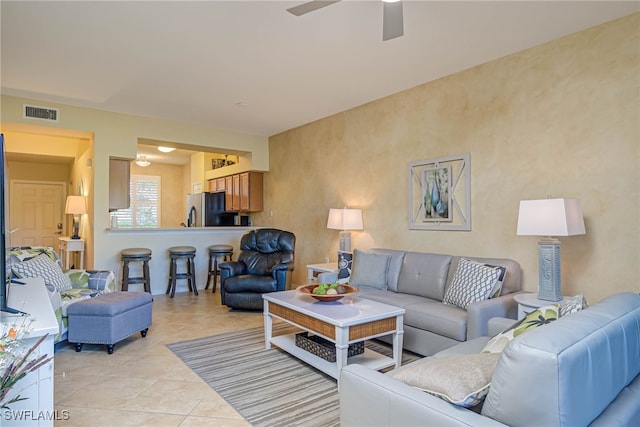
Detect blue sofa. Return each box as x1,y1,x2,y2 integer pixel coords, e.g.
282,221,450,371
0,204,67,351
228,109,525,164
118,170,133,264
340,292,640,426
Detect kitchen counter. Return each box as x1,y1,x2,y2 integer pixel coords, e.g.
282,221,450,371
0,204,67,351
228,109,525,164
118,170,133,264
106,226,255,233
101,227,256,295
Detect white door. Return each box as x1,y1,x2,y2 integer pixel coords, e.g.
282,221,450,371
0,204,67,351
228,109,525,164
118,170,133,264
9,181,65,248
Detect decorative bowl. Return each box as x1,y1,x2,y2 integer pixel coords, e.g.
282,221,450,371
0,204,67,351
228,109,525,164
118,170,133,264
296,284,359,302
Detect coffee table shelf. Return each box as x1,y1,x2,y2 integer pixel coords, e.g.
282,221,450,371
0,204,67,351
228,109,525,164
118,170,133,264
270,334,395,380
263,290,405,386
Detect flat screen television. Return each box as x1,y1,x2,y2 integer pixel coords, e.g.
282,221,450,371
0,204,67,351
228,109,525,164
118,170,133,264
1,133,24,314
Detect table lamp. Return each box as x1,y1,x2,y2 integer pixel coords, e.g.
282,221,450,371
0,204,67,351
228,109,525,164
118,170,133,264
516,198,585,301
327,208,363,252
65,195,87,239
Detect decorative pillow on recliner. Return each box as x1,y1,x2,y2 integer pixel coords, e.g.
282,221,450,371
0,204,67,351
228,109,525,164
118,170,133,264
349,249,391,290
391,353,501,407
443,258,501,310
481,303,559,353
12,253,72,292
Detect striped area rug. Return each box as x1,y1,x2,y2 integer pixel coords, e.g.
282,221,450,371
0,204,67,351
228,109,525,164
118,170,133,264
168,324,418,427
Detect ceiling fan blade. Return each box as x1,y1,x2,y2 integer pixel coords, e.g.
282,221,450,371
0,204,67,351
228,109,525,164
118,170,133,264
287,0,341,16
383,0,404,41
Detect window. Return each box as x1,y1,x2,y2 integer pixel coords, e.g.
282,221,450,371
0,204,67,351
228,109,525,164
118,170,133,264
113,175,161,228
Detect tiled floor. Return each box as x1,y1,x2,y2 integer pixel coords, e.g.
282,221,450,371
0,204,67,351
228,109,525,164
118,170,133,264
54,290,265,426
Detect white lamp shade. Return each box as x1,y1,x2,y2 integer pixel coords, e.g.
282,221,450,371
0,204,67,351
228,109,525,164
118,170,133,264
65,195,87,215
517,198,585,237
327,208,363,231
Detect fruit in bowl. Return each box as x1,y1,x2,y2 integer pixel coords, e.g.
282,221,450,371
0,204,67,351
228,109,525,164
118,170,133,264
296,283,358,302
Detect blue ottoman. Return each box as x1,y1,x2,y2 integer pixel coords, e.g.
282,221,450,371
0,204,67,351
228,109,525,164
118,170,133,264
67,291,152,354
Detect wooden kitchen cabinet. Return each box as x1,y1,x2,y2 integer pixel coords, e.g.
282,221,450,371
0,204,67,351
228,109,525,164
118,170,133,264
231,174,241,211
208,177,226,192
109,158,130,211
240,172,263,212
225,175,234,210
211,172,263,212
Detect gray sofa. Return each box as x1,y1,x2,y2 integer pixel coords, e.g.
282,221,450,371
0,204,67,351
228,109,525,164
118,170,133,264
340,292,640,427
323,248,522,356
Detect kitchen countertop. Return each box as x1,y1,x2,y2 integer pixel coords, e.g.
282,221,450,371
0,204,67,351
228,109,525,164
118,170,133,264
106,226,256,233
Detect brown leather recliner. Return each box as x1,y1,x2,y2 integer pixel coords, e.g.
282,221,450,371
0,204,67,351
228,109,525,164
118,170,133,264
219,228,295,310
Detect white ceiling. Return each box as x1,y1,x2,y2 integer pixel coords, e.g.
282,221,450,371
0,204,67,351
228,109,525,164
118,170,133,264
1,1,638,138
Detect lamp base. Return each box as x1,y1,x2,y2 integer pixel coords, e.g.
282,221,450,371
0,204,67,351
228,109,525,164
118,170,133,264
71,219,80,240
338,231,352,252
537,238,563,302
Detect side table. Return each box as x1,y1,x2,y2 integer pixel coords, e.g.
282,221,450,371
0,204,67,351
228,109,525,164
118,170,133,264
58,236,85,270
514,293,565,320
306,262,338,284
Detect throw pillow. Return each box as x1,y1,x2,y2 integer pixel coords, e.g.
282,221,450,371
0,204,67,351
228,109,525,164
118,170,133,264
391,353,501,407
482,303,559,353
349,249,391,290
370,249,406,292
12,253,72,292
485,264,506,298
559,294,589,316
88,271,115,291
443,258,501,310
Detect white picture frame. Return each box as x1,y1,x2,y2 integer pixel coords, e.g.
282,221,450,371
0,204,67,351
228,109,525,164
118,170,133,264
408,153,471,231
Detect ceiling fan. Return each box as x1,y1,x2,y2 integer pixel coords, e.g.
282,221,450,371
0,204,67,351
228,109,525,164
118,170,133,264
287,0,404,41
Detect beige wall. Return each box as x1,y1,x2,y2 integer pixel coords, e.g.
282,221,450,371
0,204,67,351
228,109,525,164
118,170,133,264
7,160,70,182
256,14,640,303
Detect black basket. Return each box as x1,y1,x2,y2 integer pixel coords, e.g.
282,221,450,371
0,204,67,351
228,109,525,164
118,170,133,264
294,332,364,362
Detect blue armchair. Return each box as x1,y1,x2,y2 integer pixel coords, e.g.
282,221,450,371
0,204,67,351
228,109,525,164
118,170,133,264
219,228,295,310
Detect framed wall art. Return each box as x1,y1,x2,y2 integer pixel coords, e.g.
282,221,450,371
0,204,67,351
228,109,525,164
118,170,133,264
408,153,471,230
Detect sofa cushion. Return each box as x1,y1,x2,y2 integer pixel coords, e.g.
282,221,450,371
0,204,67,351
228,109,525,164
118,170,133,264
404,300,468,341
396,252,452,300
443,258,501,310
391,353,501,407
482,303,559,353
358,290,428,308
349,249,391,290
12,253,72,292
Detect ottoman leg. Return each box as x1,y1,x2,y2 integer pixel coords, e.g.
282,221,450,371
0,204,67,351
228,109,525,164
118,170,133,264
141,328,148,337
74,343,83,352
106,344,115,354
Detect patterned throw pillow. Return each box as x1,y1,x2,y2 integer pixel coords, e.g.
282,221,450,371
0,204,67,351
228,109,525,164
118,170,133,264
482,303,559,353
391,353,501,407
12,253,73,292
88,271,115,291
559,294,589,316
443,258,501,310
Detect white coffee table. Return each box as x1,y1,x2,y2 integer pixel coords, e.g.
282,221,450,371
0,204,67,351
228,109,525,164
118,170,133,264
263,290,405,384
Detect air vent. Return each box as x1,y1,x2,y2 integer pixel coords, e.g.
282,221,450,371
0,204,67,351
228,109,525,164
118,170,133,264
23,104,59,122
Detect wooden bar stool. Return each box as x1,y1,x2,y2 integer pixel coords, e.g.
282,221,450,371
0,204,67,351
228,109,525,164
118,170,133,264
205,244,234,293
120,248,152,293
166,246,198,298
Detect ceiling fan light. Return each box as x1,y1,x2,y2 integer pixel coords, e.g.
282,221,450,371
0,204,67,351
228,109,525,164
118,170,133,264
157,146,176,153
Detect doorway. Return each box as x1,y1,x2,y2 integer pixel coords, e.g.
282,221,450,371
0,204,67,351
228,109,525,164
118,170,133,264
9,180,66,247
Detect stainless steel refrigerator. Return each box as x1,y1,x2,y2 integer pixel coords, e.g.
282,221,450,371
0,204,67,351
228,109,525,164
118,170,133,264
186,192,235,227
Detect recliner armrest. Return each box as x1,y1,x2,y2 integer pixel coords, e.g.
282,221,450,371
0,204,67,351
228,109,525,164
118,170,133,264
271,262,292,272
219,261,246,278
272,262,294,291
